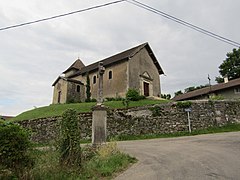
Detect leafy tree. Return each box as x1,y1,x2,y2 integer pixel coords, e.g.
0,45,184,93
216,48,240,83
174,90,183,96
184,86,195,93
161,94,171,99
85,73,91,102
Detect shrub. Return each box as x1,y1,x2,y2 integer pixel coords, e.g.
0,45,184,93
126,89,141,101
0,121,34,178
105,97,124,101
149,106,162,116
105,97,115,101
58,109,81,167
210,95,224,100
176,101,192,109
91,98,97,102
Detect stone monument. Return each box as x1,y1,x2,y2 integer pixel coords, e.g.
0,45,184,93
92,62,107,146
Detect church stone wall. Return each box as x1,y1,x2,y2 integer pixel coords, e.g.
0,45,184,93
19,100,240,143
52,79,68,104
66,82,85,103
129,47,161,97
86,60,128,99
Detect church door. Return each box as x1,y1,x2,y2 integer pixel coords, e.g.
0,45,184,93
143,82,149,96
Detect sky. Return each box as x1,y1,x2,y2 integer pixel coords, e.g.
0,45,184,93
0,0,239,116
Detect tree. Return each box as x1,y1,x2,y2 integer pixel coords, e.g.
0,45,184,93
174,90,183,96
216,48,240,83
184,86,196,93
85,73,91,102
161,94,171,99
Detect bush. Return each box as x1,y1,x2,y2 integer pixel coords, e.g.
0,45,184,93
126,89,142,101
210,95,224,100
149,106,162,116
176,101,192,109
58,109,81,167
105,97,124,101
0,121,34,178
91,98,97,102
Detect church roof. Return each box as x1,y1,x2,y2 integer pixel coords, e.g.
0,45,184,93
52,76,84,86
62,59,85,74
69,42,164,78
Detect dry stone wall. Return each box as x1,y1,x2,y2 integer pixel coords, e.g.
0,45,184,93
18,100,240,143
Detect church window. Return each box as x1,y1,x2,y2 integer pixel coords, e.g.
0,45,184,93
109,71,112,79
76,85,80,92
93,75,96,84
58,91,61,103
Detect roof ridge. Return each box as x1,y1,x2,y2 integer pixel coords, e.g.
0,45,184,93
63,59,85,74
67,42,163,78
173,77,240,100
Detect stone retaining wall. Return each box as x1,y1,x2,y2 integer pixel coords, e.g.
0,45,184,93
19,100,240,143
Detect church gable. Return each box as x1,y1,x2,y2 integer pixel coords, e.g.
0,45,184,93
63,59,85,77
140,71,153,81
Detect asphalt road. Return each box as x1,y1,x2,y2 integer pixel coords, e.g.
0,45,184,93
115,132,240,180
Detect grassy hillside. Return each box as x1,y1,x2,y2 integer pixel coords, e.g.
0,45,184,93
12,99,168,121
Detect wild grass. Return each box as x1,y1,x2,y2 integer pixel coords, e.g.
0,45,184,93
12,99,168,121
16,142,136,180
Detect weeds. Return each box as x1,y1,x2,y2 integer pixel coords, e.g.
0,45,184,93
3,142,136,180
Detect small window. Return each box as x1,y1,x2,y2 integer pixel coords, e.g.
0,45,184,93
58,91,61,103
76,85,80,93
109,71,112,79
93,76,96,84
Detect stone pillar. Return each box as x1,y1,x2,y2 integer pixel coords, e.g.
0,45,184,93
92,62,107,146
92,105,107,145
97,62,105,105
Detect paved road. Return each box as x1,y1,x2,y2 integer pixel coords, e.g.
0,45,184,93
115,132,240,180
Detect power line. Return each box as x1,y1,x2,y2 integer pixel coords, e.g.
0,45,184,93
127,0,240,47
0,0,126,31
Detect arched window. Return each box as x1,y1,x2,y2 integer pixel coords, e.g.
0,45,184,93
58,91,61,103
93,75,96,84
109,71,112,79
76,85,80,92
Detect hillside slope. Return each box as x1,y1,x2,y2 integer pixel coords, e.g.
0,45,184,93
12,99,168,121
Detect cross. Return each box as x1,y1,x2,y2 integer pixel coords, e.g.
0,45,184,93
97,62,105,105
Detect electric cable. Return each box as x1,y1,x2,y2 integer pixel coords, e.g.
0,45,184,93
0,0,126,31
127,0,240,47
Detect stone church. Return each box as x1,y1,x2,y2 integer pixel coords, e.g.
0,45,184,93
52,42,164,104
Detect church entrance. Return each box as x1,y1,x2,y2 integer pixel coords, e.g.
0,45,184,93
143,82,149,96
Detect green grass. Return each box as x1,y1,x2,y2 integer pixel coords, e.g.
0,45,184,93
12,99,168,121
28,143,136,180
111,123,240,141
